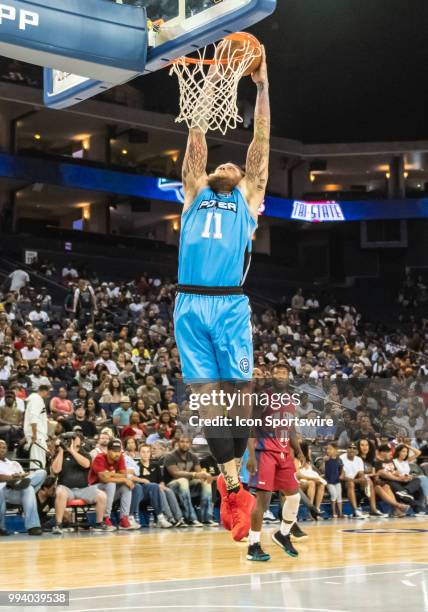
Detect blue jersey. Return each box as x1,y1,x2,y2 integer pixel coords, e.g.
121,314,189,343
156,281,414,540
178,187,257,287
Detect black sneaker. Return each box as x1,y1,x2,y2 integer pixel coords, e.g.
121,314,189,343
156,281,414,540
272,530,298,557
27,527,42,536
92,522,108,532
246,542,271,562
0,528,10,536
396,491,414,503
290,522,308,539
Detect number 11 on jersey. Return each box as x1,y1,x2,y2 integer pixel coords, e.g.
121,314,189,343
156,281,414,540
201,212,223,239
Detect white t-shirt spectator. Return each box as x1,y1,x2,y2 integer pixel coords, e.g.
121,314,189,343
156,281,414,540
94,358,119,376
23,392,48,441
28,310,50,323
0,396,25,412
29,373,51,391
8,270,29,292
129,301,144,316
20,346,41,361
306,298,319,308
0,364,11,383
0,458,25,490
342,396,360,412
393,459,411,476
62,266,78,279
339,453,364,479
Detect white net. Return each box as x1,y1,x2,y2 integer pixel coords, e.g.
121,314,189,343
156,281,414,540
169,37,261,135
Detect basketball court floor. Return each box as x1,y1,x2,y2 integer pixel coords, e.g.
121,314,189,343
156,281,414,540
2,517,427,611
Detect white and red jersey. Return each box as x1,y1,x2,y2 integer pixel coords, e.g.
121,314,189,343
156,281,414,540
254,390,296,454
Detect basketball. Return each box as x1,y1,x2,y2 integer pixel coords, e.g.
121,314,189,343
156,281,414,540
216,32,262,77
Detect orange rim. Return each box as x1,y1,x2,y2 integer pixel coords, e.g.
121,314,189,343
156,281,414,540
171,32,261,66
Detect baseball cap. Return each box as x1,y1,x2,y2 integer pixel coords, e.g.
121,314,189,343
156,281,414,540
107,439,122,451
120,395,131,403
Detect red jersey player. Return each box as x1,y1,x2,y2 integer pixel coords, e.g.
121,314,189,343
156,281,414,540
247,364,305,561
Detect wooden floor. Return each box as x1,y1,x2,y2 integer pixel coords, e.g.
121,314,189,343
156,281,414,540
2,518,428,590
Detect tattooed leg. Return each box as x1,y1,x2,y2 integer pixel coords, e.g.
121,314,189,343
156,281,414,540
219,460,240,492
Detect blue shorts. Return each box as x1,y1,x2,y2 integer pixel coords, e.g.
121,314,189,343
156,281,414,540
174,293,253,382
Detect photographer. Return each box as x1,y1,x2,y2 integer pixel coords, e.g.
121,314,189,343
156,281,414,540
51,433,109,533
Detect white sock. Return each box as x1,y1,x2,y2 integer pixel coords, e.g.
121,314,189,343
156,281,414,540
280,493,300,536
249,529,261,545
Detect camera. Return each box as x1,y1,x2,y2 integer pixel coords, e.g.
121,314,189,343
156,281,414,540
59,432,78,450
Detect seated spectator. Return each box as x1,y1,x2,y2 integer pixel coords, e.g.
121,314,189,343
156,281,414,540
155,410,176,439
123,436,139,458
123,443,172,529
137,375,161,413
62,263,78,282
95,349,119,376
0,389,24,450
291,288,305,310
52,352,75,387
50,433,108,533
50,387,73,420
29,363,51,392
352,416,378,444
393,444,428,508
374,445,425,514
146,423,172,445
119,360,137,389
36,475,62,531
84,397,107,426
88,438,137,530
121,412,146,441
164,436,217,526
340,442,384,518
20,337,41,364
138,402,157,429
139,444,185,527
296,392,314,417
356,438,388,517
63,403,97,438
295,441,326,513
341,388,360,412
100,376,123,405
112,396,133,428
0,438,46,535
28,303,50,327
90,429,111,459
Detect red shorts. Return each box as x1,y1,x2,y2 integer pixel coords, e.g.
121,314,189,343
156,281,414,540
250,449,299,492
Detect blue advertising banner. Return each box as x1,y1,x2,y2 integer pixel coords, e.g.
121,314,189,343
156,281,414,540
1,153,428,222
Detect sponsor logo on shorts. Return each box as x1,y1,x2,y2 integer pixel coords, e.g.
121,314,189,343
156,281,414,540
239,357,250,373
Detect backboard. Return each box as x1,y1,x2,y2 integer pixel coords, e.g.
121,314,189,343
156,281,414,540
44,0,276,109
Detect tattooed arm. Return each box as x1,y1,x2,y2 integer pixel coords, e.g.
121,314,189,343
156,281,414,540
182,127,208,212
242,45,270,219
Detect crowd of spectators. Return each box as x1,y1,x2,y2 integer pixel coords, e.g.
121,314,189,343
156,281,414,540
0,263,427,535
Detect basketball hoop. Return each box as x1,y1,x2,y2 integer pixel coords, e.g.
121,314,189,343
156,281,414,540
169,32,262,135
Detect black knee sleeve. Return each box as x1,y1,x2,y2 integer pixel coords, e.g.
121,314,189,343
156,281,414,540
203,426,235,464
231,425,250,459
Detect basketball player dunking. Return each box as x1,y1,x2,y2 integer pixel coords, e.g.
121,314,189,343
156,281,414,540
174,47,269,541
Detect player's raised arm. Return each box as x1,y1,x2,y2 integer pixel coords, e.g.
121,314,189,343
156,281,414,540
182,127,208,211
242,45,270,218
